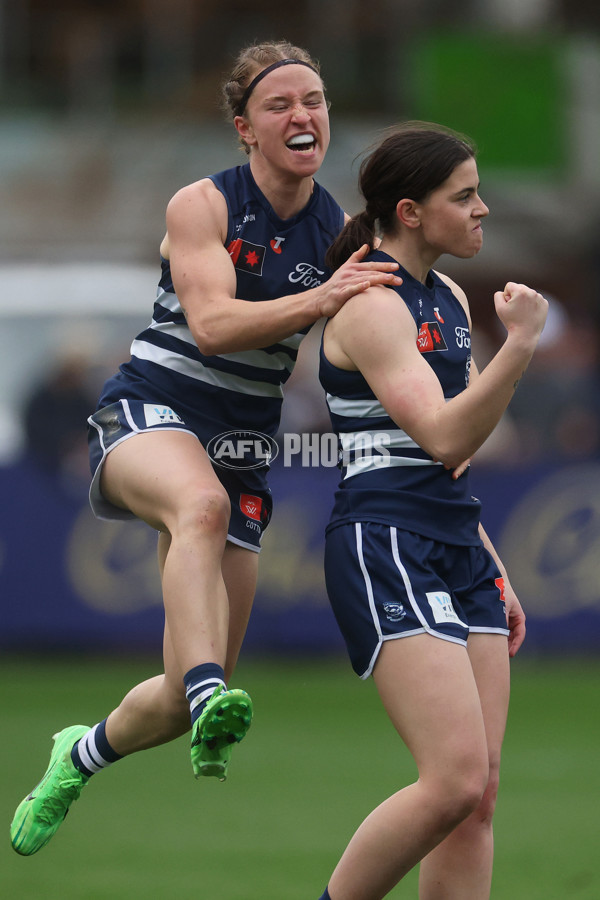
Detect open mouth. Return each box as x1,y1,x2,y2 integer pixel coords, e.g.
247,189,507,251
286,133,317,154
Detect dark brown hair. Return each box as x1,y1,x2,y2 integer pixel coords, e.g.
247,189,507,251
326,122,476,270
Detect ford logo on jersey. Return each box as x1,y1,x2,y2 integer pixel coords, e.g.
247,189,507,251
207,430,279,470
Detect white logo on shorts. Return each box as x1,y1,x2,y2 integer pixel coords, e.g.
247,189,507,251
426,592,468,628
143,405,184,426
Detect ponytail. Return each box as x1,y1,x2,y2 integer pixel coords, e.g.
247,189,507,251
326,210,377,271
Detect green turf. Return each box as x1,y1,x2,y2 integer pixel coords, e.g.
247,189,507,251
2,654,599,899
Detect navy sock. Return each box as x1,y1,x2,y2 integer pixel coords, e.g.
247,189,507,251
71,719,123,777
318,890,331,900
183,663,226,726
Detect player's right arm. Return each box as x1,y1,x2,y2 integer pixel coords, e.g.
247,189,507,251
324,281,548,469
163,179,402,356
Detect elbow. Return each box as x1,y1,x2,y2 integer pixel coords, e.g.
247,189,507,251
183,306,224,355
190,323,221,356
426,440,474,470
195,334,219,356
438,452,468,470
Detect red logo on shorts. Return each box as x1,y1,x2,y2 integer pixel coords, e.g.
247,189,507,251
240,494,262,521
495,577,506,603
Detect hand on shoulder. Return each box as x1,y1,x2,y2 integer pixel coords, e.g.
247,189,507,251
316,245,402,319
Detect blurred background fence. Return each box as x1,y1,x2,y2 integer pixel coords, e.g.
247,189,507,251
1,0,600,656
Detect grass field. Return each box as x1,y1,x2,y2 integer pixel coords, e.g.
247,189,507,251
2,653,599,899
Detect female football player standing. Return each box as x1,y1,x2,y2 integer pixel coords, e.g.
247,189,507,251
317,123,547,899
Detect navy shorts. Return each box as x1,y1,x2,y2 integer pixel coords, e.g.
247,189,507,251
324,521,509,678
88,399,272,552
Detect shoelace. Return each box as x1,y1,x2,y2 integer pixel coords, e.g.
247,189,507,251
37,775,84,825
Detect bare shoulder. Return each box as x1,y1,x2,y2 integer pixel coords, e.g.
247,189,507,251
434,269,471,319
167,177,227,217
331,284,391,324
165,177,228,246
329,284,415,342
325,286,390,369
434,269,464,298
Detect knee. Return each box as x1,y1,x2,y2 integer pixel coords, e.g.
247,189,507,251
457,767,489,821
174,484,230,541
451,771,488,825
473,756,501,826
432,751,489,829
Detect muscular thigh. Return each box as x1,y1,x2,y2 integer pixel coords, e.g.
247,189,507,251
102,430,228,532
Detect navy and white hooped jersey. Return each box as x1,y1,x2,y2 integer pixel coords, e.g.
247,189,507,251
320,251,482,547
97,163,344,439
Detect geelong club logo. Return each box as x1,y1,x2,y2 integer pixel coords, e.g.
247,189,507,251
207,430,279,470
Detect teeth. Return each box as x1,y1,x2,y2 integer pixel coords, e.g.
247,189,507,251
287,134,314,147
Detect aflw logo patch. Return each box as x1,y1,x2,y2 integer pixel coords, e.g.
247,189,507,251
227,239,265,275
417,321,448,353
240,494,263,521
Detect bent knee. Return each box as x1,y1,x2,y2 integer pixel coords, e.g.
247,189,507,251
475,761,501,825
194,484,231,526
427,756,489,827
174,485,231,539
458,770,489,819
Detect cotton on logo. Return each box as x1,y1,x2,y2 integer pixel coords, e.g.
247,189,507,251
206,430,279,470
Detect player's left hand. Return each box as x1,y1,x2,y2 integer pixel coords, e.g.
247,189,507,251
315,244,403,318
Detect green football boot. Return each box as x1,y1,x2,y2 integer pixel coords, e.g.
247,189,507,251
10,725,90,856
190,685,253,781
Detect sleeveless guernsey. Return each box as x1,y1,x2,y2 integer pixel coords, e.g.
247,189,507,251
98,163,345,441
320,251,482,546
